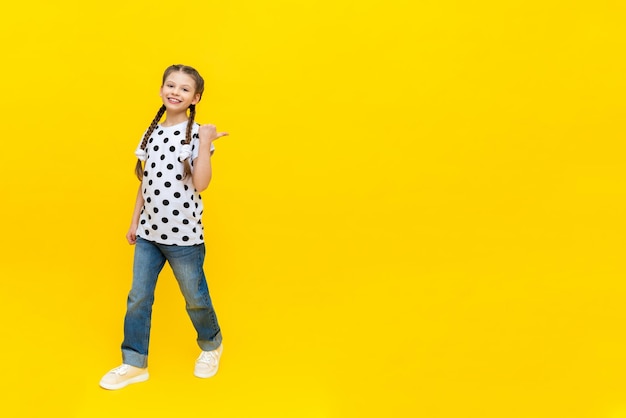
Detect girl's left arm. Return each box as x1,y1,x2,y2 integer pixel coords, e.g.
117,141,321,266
192,124,228,192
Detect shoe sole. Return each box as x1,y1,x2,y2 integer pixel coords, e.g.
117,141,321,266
99,372,149,390
194,368,219,378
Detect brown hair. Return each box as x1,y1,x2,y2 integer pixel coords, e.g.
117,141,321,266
134,64,205,180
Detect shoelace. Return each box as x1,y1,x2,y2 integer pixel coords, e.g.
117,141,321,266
111,364,130,375
198,350,219,365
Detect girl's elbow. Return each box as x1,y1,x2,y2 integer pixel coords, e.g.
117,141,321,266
192,169,212,192
193,178,211,192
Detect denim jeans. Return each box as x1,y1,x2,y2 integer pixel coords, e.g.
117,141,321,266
121,237,222,368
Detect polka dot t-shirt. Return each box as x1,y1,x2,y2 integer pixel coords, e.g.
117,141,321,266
135,121,215,246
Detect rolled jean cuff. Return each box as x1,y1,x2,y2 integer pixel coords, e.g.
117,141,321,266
122,349,149,368
198,331,223,352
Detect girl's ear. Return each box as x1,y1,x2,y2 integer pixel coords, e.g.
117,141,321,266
192,93,201,105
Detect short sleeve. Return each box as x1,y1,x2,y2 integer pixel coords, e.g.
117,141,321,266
135,130,148,158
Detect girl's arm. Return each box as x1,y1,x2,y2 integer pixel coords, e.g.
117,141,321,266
192,124,228,192
126,183,145,245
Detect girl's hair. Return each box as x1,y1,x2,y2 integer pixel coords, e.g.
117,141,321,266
134,64,205,180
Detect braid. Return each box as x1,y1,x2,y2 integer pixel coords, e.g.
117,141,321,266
182,104,196,179
135,105,166,180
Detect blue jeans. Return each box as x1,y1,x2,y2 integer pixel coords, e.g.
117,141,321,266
121,237,222,368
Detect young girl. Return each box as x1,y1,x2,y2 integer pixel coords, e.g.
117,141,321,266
100,64,228,390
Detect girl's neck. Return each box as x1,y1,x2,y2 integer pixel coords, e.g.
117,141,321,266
161,111,188,127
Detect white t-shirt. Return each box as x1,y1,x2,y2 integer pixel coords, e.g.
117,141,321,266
135,121,214,246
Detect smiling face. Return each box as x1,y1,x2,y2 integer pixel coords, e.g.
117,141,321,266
159,71,201,113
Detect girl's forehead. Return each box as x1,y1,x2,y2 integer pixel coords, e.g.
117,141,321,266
164,71,196,87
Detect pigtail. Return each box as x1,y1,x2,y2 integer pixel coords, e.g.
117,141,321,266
181,104,196,179
135,105,167,180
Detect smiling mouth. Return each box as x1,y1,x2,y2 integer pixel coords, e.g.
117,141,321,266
168,98,182,103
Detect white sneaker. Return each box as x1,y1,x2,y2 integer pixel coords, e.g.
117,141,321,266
194,344,223,378
99,364,149,390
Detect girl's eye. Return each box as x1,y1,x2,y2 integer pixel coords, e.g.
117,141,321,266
183,88,189,92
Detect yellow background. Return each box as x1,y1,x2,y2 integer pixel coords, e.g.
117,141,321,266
1,1,625,417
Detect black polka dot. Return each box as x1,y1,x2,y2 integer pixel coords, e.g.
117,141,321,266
174,192,181,198
143,171,148,177
158,130,164,135
145,229,150,235
180,140,186,145
172,227,179,233
151,162,156,168
164,182,171,188
146,197,151,203
160,155,166,161
153,207,159,213
148,180,153,186
176,174,183,180
163,200,169,206
183,202,190,208
149,138,153,143
161,217,168,223
154,189,160,195
173,210,180,216
184,185,189,191
182,236,189,242
151,225,158,230
183,219,189,225
157,172,163,178
164,138,169,143
167,164,174,170
140,219,146,225
174,130,181,135
161,234,168,240
153,145,159,152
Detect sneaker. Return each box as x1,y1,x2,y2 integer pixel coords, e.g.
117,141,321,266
194,344,223,378
99,364,149,390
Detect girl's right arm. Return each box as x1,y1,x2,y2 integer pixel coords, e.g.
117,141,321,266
126,183,145,245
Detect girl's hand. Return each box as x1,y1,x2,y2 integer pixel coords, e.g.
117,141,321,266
126,224,138,245
198,124,228,143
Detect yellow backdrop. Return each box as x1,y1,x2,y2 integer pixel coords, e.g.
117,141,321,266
1,1,625,417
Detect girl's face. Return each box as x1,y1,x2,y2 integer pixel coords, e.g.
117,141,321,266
159,71,201,112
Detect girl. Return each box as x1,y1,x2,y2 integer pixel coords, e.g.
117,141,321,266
100,64,228,390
